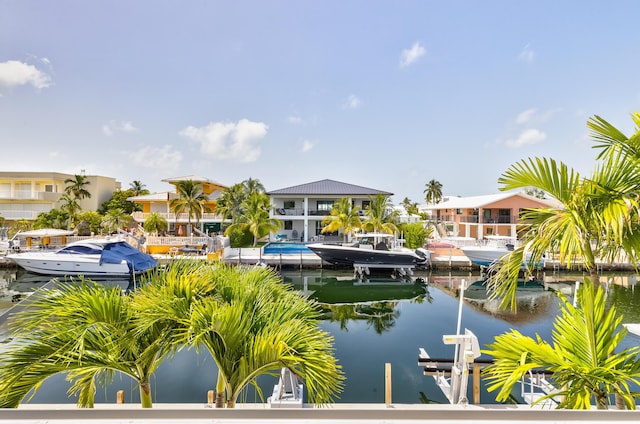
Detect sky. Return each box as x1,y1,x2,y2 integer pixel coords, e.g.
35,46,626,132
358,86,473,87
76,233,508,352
1,1,639,204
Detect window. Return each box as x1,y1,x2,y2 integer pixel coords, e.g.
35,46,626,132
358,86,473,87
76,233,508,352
317,200,334,211
45,184,54,192
284,200,295,209
361,200,370,210
284,220,293,230
456,208,462,215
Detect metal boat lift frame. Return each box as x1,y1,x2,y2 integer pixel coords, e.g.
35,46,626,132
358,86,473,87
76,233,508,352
353,263,415,279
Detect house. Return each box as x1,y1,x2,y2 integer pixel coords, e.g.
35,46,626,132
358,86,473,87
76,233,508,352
266,179,392,242
0,171,120,223
424,192,558,240
129,175,227,235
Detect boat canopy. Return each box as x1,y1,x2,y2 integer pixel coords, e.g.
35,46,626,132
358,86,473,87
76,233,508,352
100,241,157,274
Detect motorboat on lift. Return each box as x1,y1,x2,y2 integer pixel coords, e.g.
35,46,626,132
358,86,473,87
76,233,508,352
307,232,430,269
460,236,518,267
7,237,157,277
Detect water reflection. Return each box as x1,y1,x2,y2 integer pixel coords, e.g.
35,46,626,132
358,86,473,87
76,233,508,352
283,270,431,334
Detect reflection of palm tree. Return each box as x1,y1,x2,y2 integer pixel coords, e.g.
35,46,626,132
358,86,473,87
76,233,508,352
357,301,400,334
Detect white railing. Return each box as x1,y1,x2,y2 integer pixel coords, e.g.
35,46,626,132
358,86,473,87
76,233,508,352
131,212,223,222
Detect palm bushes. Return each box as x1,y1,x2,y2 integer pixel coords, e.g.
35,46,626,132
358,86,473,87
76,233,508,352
0,263,344,408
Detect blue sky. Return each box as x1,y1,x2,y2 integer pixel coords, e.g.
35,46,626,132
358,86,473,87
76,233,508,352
1,1,639,204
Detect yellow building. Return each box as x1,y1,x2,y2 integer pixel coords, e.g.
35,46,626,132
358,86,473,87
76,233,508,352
0,171,120,223
129,175,227,235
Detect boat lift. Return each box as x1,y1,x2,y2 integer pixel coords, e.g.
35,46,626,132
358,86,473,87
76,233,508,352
353,263,414,280
417,280,482,404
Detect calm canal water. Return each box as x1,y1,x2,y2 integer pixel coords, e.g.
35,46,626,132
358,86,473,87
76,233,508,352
1,268,640,405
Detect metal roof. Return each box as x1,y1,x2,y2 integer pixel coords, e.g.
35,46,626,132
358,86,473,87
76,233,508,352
267,179,392,196
424,192,560,210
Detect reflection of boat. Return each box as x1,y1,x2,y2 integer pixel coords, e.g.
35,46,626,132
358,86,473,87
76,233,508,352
307,279,428,304
9,271,135,293
307,233,430,268
464,278,545,299
7,237,157,277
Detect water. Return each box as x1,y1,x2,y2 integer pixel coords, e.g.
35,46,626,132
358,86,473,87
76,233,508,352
1,268,639,405
262,241,312,255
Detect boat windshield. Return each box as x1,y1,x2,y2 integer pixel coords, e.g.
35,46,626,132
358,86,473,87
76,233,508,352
58,244,103,255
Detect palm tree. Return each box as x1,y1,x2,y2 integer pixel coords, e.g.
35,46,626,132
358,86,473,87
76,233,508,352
169,180,212,233
102,207,134,233
143,212,168,236
0,280,171,408
216,183,246,225
487,151,640,310
129,180,149,196
242,177,265,196
424,179,443,204
64,174,92,201
321,198,362,242
482,278,640,409
59,193,81,229
132,262,345,408
362,194,399,234
225,192,281,246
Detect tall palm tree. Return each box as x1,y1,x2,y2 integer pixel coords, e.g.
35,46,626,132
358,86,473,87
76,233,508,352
59,193,80,229
424,179,443,204
225,192,281,246
169,180,212,232
216,183,246,225
321,198,362,242
129,180,149,196
242,177,265,196
64,174,92,201
0,280,172,408
482,278,640,409
102,207,134,233
132,262,345,408
362,194,399,234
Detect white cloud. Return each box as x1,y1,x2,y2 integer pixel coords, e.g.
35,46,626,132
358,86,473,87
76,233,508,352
342,94,362,109
180,118,268,163
301,139,315,152
103,120,139,136
287,116,302,124
516,108,537,125
129,145,183,169
505,128,547,148
519,44,535,63
0,60,51,90
400,42,425,68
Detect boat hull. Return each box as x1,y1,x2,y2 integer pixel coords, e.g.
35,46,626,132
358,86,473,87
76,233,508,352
8,253,139,277
459,246,508,266
307,243,425,267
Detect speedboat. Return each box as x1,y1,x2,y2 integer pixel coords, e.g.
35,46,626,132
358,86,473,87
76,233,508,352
460,236,517,266
6,237,157,277
307,233,430,268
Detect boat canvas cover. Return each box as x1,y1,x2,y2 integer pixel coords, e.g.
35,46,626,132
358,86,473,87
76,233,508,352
100,241,157,273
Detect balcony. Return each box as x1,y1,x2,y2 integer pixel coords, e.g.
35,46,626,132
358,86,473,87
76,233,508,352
0,190,61,201
131,212,223,222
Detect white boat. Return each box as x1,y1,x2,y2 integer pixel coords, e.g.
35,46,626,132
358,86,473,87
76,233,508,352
6,237,157,277
307,233,430,269
460,236,517,267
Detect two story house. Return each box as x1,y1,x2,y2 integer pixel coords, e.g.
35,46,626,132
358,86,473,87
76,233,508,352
267,179,392,242
424,192,558,240
0,171,120,223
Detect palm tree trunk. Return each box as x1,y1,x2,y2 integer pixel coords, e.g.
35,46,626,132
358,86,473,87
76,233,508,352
595,392,609,410
139,378,153,408
215,371,225,408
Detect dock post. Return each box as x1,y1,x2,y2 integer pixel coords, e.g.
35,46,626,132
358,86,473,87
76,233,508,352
385,362,392,405
116,390,125,404
473,363,480,404
207,390,215,405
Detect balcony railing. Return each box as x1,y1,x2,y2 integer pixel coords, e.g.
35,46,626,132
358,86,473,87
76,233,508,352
0,190,61,201
437,215,521,224
131,212,223,222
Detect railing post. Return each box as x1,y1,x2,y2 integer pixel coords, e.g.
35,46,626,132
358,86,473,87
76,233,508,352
473,364,480,404
385,362,392,405
116,390,125,404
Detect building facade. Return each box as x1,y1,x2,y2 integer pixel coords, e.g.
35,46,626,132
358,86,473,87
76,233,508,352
267,179,392,242
0,172,120,223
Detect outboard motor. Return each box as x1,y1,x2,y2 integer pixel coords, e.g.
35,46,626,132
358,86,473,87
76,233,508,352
415,248,431,266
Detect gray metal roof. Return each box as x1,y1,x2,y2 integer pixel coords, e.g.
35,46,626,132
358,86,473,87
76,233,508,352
267,179,392,196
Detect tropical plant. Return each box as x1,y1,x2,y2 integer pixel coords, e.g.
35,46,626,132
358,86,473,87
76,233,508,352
169,180,212,231
33,209,69,230
424,179,443,204
99,189,142,215
64,174,91,201
132,262,345,408
11,219,31,234
129,180,149,196
216,183,246,225
101,208,134,233
242,177,265,196
59,193,81,229
0,279,172,408
482,278,640,409
143,212,168,236
361,194,399,234
225,192,281,246
401,222,429,249
321,198,362,242
487,150,640,310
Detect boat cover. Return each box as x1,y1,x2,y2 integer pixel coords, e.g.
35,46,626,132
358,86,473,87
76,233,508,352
100,241,157,274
